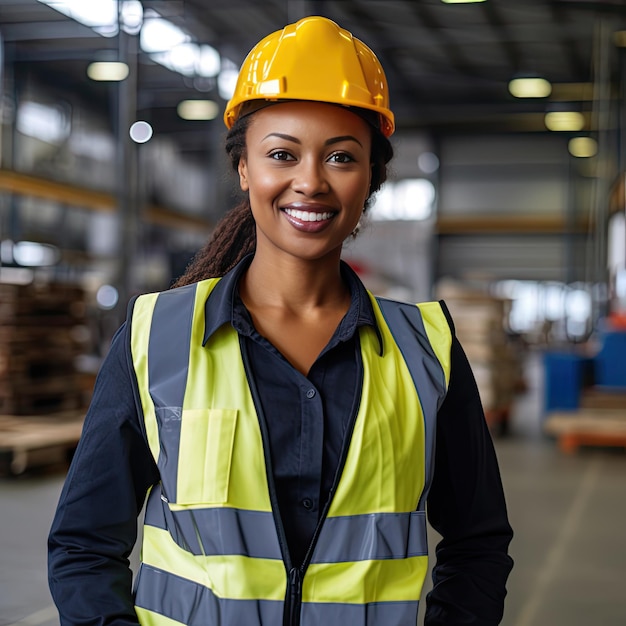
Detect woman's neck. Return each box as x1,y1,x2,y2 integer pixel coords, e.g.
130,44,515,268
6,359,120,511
240,249,348,313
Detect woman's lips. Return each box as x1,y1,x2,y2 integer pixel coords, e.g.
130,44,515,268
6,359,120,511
283,207,334,222
281,206,337,232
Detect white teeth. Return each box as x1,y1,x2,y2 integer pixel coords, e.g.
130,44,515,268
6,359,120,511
284,208,333,222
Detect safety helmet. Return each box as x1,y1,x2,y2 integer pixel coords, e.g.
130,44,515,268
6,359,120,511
223,16,395,137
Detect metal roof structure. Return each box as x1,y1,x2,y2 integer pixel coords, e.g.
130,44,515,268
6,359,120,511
1,0,625,158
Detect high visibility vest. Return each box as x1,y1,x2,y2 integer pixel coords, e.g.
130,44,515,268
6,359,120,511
129,278,451,626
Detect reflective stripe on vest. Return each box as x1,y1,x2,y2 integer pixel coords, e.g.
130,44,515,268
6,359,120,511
130,280,451,626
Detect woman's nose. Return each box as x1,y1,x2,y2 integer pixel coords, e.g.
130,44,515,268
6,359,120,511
291,159,330,195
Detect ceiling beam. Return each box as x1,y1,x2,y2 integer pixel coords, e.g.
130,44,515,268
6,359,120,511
408,2,476,77
481,1,522,74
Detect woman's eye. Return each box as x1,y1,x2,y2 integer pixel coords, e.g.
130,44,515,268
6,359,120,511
328,152,354,163
269,150,294,161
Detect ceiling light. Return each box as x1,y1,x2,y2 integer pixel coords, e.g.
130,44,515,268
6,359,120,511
568,137,597,158
168,43,198,76
177,100,219,121
441,0,486,3
508,77,552,98
418,152,440,174
140,15,189,53
218,65,239,100
87,61,129,81
370,179,435,221
129,121,153,143
16,101,70,144
544,111,585,132
2,240,61,267
197,45,221,78
37,0,118,37
96,284,119,310
120,0,143,35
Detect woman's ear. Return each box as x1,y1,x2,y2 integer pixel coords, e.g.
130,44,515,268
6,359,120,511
238,159,249,192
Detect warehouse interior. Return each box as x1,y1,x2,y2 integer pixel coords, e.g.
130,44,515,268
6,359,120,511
1,0,626,624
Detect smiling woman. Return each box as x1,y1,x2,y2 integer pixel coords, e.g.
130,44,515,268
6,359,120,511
48,15,513,626
238,101,372,261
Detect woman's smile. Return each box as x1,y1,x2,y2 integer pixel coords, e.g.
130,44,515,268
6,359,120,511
281,203,338,232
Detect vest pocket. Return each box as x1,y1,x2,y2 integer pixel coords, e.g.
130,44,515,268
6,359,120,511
176,408,238,505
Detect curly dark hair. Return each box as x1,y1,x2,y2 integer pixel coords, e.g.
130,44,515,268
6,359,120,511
171,108,394,287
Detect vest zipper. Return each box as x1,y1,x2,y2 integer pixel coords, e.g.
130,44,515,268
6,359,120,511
285,566,302,626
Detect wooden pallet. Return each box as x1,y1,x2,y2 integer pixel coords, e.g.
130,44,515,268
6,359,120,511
544,409,626,453
580,387,626,410
0,410,85,475
0,379,85,415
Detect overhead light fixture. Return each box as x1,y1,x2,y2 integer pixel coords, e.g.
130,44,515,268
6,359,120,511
196,45,221,78
140,13,221,79
16,101,71,144
129,121,153,144
218,63,239,100
37,0,118,37
1,240,61,267
370,179,435,221
87,61,129,81
508,77,552,98
418,152,440,174
140,14,189,53
441,0,486,3
96,284,119,310
177,100,219,121
120,0,143,35
544,111,585,132
568,137,597,158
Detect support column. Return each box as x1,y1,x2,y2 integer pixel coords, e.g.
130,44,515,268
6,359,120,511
114,10,139,321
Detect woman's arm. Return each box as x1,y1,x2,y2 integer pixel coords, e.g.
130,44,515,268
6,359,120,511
425,336,514,625
48,324,159,626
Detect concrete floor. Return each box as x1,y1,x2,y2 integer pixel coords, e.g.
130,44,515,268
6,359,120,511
1,353,626,626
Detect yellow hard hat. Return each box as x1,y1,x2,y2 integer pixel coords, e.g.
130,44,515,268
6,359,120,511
223,16,395,137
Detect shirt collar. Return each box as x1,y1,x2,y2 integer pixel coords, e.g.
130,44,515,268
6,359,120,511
202,254,382,353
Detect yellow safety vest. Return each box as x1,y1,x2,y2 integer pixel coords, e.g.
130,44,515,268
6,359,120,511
129,278,451,626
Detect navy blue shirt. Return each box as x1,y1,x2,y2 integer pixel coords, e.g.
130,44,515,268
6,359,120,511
48,257,513,625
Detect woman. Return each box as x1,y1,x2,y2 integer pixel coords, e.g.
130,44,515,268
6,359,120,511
48,16,513,626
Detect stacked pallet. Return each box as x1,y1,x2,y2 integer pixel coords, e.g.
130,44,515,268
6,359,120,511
436,281,524,433
0,410,85,475
544,409,626,453
0,281,88,415
544,386,626,453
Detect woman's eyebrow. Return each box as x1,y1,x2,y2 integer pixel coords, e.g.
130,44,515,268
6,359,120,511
325,135,363,148
261,133,363,148
262,132,300,143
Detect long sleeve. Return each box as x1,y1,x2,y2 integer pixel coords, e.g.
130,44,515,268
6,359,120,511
425,336,514,625
48,324,160,626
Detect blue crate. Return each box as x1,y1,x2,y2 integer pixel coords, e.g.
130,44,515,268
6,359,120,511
543,351,587,413
594,330,626,388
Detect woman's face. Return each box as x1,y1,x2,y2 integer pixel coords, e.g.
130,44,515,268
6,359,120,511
238,100,373,263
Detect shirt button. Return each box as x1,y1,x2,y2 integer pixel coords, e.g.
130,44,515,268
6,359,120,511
302,498,314,510
306,388,316,399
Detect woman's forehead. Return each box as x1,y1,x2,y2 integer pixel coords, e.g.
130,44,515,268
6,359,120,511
247,100,372,136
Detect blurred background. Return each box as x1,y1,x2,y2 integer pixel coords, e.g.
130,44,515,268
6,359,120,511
0,0,625,624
